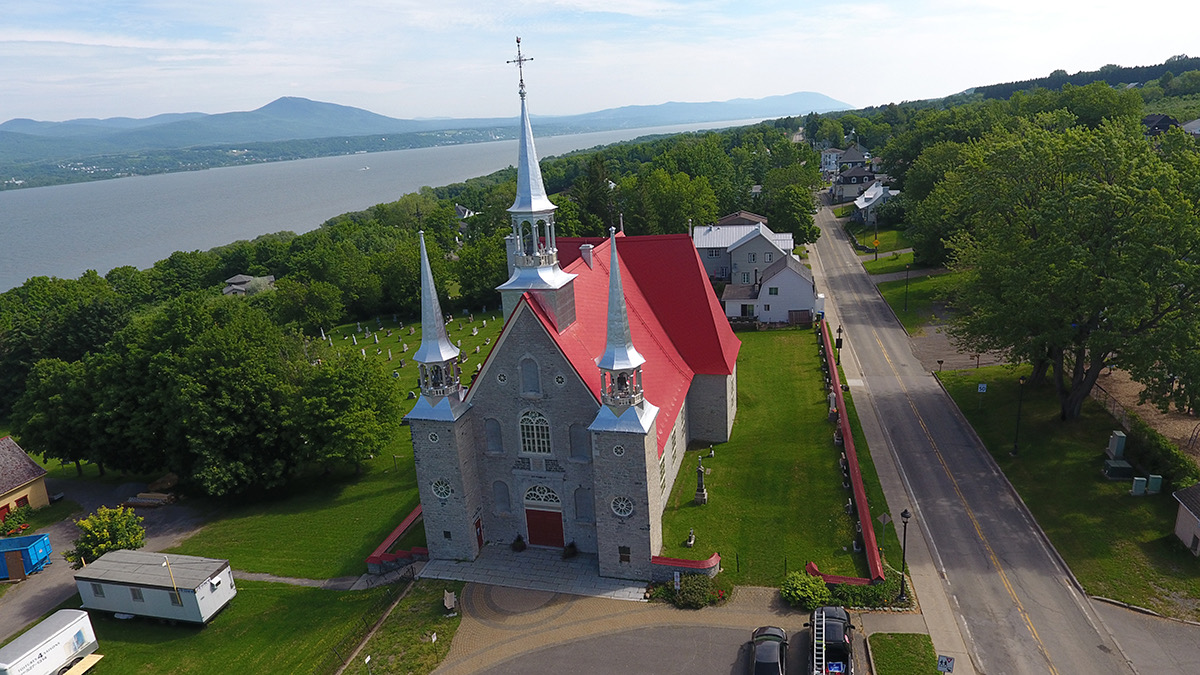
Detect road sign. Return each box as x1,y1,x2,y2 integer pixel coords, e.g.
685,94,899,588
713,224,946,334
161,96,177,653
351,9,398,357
873,239,880,247
937,655,955,672
878,512,892,526
977,383,987,393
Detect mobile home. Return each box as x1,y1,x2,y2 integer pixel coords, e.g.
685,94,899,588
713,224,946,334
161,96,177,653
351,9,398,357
75,550,236,624
0,609,100,675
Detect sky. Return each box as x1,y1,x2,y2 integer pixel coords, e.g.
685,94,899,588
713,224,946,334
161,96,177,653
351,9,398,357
2,1,1195,123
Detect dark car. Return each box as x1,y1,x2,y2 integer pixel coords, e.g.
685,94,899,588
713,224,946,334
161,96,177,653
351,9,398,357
806,606,855,674
749,626,788,675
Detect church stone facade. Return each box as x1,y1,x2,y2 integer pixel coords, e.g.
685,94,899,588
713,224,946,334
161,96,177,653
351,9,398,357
407,48,740,580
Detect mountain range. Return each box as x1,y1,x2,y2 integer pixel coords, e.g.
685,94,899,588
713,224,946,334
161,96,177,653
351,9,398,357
0,92,850,162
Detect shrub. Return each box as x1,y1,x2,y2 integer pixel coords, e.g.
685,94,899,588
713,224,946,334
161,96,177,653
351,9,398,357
64,506,146,569
1125,414,1200,489
2,505,33,536
674,573,717,609
780,571,832,609
829,564,907,609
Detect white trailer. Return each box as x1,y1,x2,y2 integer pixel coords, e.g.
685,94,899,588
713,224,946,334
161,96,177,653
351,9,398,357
0,609,101,675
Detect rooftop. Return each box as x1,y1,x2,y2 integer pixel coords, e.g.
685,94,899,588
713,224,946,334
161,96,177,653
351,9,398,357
75,550,230,590
0,436,46,495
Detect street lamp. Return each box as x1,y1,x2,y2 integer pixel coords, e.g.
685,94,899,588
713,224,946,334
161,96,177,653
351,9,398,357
897,509,911,605
1012,375,1027,456
904,263,911,312
835,325,844,365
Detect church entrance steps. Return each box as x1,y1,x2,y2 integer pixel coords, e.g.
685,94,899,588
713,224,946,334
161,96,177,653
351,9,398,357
418,546,646,602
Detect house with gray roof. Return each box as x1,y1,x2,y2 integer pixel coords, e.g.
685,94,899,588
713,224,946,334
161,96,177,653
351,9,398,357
692,216,794,284
721,255,822,324
75,550,236,624
852,181,900,228
1173,483,1200,556
0,436,49,522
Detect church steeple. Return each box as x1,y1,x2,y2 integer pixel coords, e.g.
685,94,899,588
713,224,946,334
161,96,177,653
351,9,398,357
412,231,462,402
597,228,646,408
497,37,577,329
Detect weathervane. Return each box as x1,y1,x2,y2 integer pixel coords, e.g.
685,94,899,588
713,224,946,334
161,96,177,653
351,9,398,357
507,37,532,99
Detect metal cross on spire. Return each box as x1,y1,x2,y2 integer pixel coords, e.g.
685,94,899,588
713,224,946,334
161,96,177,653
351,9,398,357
507,36,532,98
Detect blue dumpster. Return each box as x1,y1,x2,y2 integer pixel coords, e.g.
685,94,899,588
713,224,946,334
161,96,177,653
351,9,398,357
0,533,52,579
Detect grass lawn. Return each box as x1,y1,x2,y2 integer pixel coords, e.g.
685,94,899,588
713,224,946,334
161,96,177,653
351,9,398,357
869,633,939,674
862,252,916,276
833,204,854,218
34,581,389,675
167,312,505,580
660,328,898,586
876,272,960,335
941,366,1200,620
345,580,464,675
26,499,83,531
852,227,911,254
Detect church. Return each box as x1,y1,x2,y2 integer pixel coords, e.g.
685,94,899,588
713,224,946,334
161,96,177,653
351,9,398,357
406,43,740,580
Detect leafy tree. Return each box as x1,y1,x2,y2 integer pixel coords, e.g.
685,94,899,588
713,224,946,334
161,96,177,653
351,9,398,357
12,358,95,476
815,118,845,147
64,506,145,568
454,230,510,309
297,348,402,473
943,118,1200,419
767,184,820,244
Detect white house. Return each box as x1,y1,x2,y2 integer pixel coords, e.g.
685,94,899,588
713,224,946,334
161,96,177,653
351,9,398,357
75,550,236,624
852,182,900,228
1173,483,1200,556
820,148,844,174
721,255,822,324
692,217,793,284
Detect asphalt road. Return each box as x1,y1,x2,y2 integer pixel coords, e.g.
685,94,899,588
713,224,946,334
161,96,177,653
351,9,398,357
809,198,1131,675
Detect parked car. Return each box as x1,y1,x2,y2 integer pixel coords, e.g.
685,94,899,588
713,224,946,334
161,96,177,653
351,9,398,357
749,626,788,675
806,606,855,674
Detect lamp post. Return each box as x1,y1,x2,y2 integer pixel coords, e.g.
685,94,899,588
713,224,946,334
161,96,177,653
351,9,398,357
897,509,911,605
1012,375,1027,456
835,325,843,365
904,263,911,312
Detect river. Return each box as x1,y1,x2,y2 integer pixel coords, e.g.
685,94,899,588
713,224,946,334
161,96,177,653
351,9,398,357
0,119,763,292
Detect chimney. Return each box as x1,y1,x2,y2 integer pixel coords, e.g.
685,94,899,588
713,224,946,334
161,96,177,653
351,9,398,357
580,244,594,269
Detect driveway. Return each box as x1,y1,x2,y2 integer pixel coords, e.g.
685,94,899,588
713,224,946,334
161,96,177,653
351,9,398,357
0,474,209,643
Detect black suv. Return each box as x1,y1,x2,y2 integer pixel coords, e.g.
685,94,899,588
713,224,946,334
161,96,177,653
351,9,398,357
805,606,855,674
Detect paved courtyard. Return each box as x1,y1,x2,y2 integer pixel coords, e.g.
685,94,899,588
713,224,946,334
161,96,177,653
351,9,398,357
419,545,647,602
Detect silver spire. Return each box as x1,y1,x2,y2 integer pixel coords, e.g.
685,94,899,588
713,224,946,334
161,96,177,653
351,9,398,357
413,231,459,365
507,37,556,215
596,228,645,372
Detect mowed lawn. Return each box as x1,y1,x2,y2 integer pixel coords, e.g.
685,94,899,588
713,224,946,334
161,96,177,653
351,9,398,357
661,328,883,586
75,581,388,675
942,367,1200,620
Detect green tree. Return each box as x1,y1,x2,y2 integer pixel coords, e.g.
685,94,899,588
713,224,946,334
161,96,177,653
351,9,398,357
944,118,1200,419
12,358,95,476
298,348,402,473
64,506,146,568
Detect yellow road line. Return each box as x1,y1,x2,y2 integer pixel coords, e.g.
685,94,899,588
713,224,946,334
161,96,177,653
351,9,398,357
869,326,1060,675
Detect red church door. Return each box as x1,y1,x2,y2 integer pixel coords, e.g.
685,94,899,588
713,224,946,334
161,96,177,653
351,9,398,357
525,509,564,548
474,518,484,550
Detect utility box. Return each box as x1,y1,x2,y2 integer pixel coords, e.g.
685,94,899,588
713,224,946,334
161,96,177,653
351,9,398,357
1131,477,1148,496
0,533,52,581
1147,475,1163,494
1107,431,1127,460
1103,459,1133,480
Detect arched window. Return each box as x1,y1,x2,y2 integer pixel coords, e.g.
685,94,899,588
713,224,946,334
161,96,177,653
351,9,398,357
521,357,540,395
520,411,551,454
524,484,561,506
485,418,503,454
493,481,511,513
574,488,594,522
569,424,590,460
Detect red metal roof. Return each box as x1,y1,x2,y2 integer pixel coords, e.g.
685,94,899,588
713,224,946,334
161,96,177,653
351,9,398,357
558,235,740,376
517,234,739,455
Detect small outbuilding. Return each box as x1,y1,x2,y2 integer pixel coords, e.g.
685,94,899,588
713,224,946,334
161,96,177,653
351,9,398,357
1173,483,1200,556
0,436,49,523
75,550,236,624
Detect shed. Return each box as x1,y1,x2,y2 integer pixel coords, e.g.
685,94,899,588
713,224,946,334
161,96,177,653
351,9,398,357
0,436,49,523
1172,483,1200,556
75,550,236,624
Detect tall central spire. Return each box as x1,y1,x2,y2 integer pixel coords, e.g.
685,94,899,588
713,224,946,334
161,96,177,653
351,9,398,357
496,37,576,328
507,37,556,216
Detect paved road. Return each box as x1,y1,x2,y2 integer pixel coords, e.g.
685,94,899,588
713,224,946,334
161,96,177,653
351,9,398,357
0,475,207,643
809,198,1132,675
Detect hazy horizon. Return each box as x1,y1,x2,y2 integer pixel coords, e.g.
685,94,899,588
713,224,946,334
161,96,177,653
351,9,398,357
3,1,1193,124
